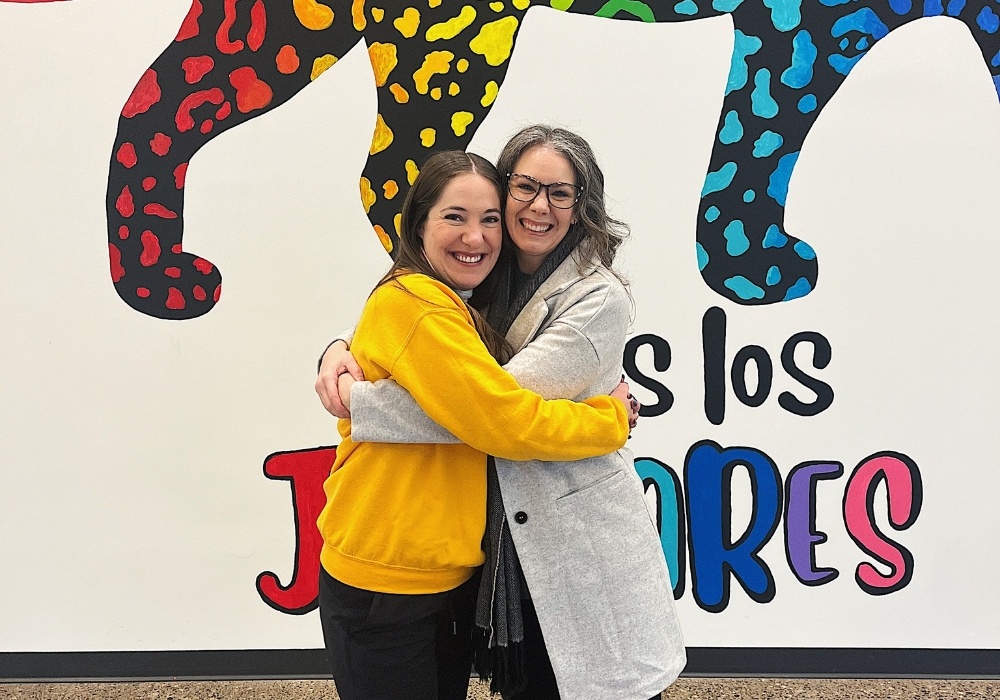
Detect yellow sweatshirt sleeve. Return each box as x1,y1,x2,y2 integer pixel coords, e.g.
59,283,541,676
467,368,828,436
377,280,628,462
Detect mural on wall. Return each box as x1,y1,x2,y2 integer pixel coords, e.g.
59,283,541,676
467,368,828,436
105,0,1000,319
6,0,938,622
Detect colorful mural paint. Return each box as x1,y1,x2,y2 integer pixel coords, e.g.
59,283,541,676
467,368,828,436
258,444,922,614
258,313,922,616
105,0,1000,319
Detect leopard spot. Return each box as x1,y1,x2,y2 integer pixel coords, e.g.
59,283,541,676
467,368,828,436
374,225,394,253
482,80,499,106
405,159,420,185
293,0,334,30
122,69,161,118
368,42,398,87
451,111,474,136
389,82,410,103
360,177,377,213
370,113,394,155
426,5,477,41
413,51,454,94
383,180,399,199
470,16,519,66
311,54,339,80
371,7,385,21
420,128,436,147
277,45,300,74
229,67,273,113
393,7,420,38
352,0,367,30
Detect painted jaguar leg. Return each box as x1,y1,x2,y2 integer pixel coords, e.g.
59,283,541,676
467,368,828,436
698,4,899,304
358,2,531,253
107,0,363,319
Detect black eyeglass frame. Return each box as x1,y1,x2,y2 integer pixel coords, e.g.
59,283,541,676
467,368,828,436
505,172,583,209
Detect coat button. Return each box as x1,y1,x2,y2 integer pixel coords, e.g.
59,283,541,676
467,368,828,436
514,511,528,524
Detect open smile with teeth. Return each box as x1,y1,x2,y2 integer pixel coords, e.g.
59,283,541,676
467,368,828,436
452,252,486,264
521,219,553,233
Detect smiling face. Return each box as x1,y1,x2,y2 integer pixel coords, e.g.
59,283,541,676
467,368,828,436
505,145,578,275
420,172,503,291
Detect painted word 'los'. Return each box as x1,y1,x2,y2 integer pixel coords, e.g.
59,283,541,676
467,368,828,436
256,442,921,615
638,442,922,613
625,306,834,425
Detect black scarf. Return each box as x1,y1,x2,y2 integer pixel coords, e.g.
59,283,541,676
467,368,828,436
473,229,582,695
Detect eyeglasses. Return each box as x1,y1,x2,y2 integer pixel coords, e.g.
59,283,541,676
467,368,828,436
506,173,582,209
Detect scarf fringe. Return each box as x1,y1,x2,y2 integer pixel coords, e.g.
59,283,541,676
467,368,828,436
473,628,527,696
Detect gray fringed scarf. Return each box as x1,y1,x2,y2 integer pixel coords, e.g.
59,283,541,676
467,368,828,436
473,229,582,695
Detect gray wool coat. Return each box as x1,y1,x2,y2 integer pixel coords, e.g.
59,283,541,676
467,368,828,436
347,255,686,700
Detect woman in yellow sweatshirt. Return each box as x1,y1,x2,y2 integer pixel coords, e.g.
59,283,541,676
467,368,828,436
316,150,634,700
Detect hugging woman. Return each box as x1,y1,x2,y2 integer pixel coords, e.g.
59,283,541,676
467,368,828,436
313,148,639,700
318,127,685,700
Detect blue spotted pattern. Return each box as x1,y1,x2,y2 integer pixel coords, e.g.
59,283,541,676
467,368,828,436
720,110,744,143
703,162,738,195
782,31,817,88
725,220,751,255
764,0,803,30
540,0,1000,307
754,130,784,157
727,31,764,95
752,69,780,117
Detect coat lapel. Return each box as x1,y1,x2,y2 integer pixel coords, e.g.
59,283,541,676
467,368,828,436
504,254,598,352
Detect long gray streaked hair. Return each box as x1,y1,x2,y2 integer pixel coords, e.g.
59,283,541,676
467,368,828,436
496,125,630,277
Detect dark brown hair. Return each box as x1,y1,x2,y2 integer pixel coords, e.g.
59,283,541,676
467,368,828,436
377,150,512,362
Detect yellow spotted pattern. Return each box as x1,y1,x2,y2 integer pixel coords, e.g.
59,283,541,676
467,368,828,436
294,0,334,30
470,16,519,66
405,159,420,185
311,54,338,80
360,177,377,213
451,111,474,136
413,51,454,94
368,42,398,86
394,213,403,235
481,80,499,107
374,224,393,252
352,0,367,30
426,6,477,41
328,2,536,252
394,7,420,37
389,82,410,103
370,113,394,155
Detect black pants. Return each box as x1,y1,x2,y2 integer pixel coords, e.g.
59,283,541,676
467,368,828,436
319,567,478,700
504,596,662,700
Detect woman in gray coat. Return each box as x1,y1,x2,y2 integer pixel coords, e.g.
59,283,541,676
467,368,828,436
317,126,685,700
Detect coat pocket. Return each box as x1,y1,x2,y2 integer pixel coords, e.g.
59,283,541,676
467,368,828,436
554,469,625,505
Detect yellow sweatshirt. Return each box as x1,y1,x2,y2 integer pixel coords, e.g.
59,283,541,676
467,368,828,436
317,273,629,594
